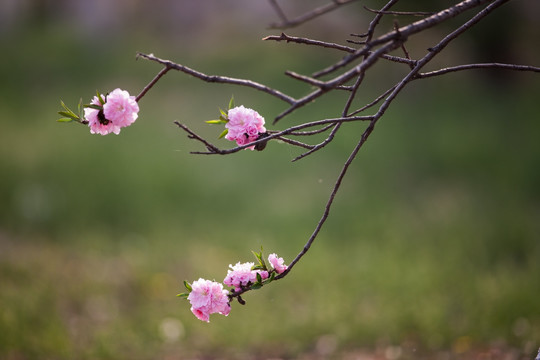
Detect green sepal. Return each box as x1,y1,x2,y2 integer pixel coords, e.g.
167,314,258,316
218,129,228,139
228,96,235,110
205,119,228,125
183,280,192,292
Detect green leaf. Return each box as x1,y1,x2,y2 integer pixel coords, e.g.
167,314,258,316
228,96,235,110
256,272,263,284
60,100,72,112
56,117,74,123
58,104,79,117
219,108,228,119
96,90,106,105
84,104,102,110
57,111,78,120
218,129,228,139
183,280,192,292
262,273,275,285
205,119,227,125
251,283,262,290
259,246,268,270
251,250,262,262
78,98,85,119
252,248,267,270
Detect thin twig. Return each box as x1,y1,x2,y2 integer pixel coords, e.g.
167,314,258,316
268,0,288,24
417,62,540,78
364,6,435,17
358,0,402,40
287,124,335,136
292,124,341,162
135,64,170,102
268,0,359,29
349,85,397,116
274,136,315,150
264,33,416,66
284,71,327,88
263,33,356,53
174,122,220,153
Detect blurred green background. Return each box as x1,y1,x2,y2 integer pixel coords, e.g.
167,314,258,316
1,1,539,359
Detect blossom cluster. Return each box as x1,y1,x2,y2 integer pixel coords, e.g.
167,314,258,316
225,105,266,150
84,89,139,135
224,261,269,292
181,252,288,322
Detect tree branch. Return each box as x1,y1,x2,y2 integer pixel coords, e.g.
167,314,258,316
136,52,296,105
313,0,495,79
173,115,373,155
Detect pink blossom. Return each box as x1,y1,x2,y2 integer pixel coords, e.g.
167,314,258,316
258,270,269,280
268,253,288,274
245,124,260,137
187,278,230,322
103,88,139,128
224,262,257,291
84,96,121,136
225,105,266,150
233,134,249,146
